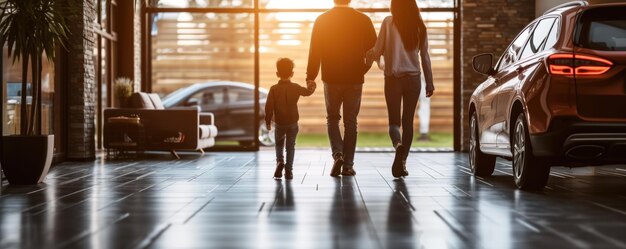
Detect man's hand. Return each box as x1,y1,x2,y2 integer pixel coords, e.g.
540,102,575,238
426,84,435,98
306,80,316,89
266,123,271,131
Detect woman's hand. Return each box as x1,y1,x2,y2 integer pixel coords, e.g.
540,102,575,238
426,84,435,97
366,50,376,60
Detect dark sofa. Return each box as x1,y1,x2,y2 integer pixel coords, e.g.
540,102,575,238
104,92,218,158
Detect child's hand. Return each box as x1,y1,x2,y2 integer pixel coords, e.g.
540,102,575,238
266,123,271,131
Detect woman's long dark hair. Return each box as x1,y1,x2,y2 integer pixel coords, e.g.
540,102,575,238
391,0,427,51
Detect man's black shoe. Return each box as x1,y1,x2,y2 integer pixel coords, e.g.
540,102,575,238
285,169,293,180
330,153,343,177
341,166,356,176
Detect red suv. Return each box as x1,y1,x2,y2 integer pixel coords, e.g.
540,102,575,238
469,1,626,190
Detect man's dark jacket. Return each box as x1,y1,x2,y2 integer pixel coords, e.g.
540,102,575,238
306,7,377,84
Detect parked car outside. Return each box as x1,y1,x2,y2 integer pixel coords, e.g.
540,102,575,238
162,81,274,146
7,82,31,104
469,1,626,190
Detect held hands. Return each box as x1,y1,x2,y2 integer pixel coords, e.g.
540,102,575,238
366,50,384,70
426,83,435,98
266,123,272,131
366,50,377,60
306,80,317,89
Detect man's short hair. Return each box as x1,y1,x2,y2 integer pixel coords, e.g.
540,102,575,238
276,58,294,78
334,0,351,4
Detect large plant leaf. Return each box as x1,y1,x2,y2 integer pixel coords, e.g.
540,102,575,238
0,0,73,63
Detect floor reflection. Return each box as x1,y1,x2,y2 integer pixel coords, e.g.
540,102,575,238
1,151,626,249
386,179,416,248
273,180,294,211
330,177,375,248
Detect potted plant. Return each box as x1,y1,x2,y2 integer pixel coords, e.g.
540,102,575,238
114,77,134,108
0,0,72,184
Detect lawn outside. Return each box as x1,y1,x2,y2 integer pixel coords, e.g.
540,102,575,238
296,132,453,148
215,132,453,149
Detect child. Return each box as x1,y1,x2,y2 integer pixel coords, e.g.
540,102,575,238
265,58,316,179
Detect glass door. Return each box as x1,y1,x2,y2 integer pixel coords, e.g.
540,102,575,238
146,0,458,151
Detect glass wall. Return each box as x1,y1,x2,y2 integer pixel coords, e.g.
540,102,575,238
151,12,256,146
148,0,457,149
258,12,454,138
2,48,56,136
95,0,118,149
151,13,254,94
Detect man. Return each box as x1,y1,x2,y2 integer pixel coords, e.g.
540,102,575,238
306,0,376,177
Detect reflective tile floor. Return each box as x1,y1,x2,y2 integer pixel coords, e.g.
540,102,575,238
2,150,626,249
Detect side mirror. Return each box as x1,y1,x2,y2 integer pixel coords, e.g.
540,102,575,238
472,53,495,75
186,98,200,107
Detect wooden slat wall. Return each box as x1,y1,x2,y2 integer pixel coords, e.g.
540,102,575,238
152,14,453,133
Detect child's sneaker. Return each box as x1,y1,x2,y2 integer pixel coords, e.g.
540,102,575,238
274,161,285,178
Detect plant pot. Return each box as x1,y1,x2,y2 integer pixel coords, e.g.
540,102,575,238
117,97,127,108
1,135,54,185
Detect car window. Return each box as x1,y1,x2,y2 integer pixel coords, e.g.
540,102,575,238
520,18,556,60
544,18,560,49
227,87,254,104
577,6,626,51
497,25,533,71
189,87,225,106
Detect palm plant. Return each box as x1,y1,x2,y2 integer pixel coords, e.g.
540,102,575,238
0,0,71,136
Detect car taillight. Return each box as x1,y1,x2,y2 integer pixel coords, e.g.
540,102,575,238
547,53,613,76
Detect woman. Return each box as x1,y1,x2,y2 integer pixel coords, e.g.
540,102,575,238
368,0,434,177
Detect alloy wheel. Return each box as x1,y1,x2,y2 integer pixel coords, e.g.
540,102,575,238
470,115,477,172
513,120,526,180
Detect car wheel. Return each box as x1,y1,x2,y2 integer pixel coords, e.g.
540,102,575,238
469,112,496,176
258,123,275,146
512,113,550,190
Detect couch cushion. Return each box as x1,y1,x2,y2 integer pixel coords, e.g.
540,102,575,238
199,125,217,139
148,93,165,109
129,92,155,109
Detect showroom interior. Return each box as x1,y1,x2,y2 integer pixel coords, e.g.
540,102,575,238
1,0,626,248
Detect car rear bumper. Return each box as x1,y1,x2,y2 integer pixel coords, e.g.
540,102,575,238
530,119,626,166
